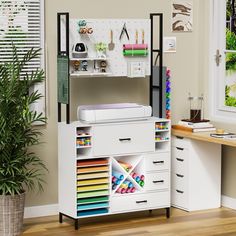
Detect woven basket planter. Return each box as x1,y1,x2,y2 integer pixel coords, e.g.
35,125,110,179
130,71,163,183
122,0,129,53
0,192,25,236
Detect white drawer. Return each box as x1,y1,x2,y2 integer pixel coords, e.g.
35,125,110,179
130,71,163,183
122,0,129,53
145,153,170,172
171,187,188,210
111,191,170,213
171,147,188,173
145,172,169,191
172,172,188,191
93,123,154,156
172,135,190,149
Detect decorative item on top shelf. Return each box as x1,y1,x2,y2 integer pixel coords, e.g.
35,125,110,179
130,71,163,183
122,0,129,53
81,60,88,71
77,20,93,34
95,42,107,58
166,69,171,119
72,43,88,58
100,60,107,73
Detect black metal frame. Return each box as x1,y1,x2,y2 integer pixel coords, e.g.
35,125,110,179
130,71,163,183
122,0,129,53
150,13,163,117
57,12,70,124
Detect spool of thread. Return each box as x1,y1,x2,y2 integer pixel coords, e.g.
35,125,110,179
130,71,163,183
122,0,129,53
126,188,132,193
112,171,124,180
123,180,133,188
120,183,128,189
135,176,141,182
116,188,126,194
130,187,136,193
139,180,145,187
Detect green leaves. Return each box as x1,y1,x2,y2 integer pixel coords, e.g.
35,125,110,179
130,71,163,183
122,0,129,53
0,45,47,195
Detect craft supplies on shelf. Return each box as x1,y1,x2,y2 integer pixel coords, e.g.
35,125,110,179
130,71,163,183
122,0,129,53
166,69,171,119
76,158,110,217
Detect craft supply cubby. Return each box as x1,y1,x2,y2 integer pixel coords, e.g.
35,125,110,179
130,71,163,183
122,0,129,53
58,117,171,229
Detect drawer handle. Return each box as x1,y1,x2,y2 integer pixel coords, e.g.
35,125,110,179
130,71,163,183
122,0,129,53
136,200,148,204
176,136,184,140
119,138,131,142
153,180,164,183
153,161,164,164
176,190,184,194
176,174,184,178
176,147,184,151
176,158,184,162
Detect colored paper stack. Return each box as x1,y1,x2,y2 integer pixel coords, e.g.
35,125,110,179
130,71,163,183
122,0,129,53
166,69,171,119
131,172,145,187
112,171,124,190
118,160,132,172
123,44,148,56
116,180,136,194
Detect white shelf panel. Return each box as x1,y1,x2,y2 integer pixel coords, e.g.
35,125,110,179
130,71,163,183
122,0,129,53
70,72,112,77
155,140,170,143
70,57,109,61
77,135,92,138
76,145,92,149
155,129,170,132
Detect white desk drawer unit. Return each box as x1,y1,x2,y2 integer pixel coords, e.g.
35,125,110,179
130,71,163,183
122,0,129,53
93,123,155,156
111,191,170,213
171,135,221,211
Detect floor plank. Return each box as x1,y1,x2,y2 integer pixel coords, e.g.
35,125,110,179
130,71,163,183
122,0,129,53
23,207,236,236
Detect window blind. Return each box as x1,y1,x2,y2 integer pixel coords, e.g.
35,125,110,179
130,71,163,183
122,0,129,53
0,0,45,116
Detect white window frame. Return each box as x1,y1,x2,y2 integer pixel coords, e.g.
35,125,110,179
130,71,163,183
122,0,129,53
209,0,236,123
0,0,46,119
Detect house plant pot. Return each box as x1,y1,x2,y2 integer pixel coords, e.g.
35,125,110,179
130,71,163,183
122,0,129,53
0,46,47,236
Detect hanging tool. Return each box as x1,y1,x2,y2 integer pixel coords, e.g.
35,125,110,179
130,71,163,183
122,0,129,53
135,30,138,44
142,29,145,44
108,29,115,51
119,23,130,41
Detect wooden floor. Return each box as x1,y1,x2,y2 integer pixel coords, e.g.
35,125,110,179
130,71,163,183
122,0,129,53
23,207,236,236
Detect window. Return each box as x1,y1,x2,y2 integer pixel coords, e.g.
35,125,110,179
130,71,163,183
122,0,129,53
0,0,45,116
210,0,236,121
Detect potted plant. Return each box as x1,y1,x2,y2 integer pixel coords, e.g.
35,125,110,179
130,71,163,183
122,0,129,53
95,42,107,58
0,46,47,236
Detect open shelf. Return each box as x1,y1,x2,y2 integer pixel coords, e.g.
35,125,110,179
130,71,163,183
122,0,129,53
111,155,144,195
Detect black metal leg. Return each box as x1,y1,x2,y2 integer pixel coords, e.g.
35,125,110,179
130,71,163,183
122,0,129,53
166,207,170,218
75,219,79,230
59,212,63,223
149,210,153,214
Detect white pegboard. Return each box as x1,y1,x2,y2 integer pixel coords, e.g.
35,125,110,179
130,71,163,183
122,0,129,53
69,19,151,77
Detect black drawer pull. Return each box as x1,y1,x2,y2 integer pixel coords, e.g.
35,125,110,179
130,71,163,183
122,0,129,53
176,158,184,162
176,147,184,151
153,161,164,164
153,180,164,183
136,200,147,204
176,174,184,178
176,190,184,194
119,138,131,142
176,136,184,139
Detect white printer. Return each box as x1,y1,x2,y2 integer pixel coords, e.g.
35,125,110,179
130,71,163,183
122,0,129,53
77,103,152,123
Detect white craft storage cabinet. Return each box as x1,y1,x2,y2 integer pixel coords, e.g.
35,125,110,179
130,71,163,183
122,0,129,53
58,117,171,229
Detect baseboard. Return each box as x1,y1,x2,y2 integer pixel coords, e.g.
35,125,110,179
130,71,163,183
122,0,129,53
24,204,58,219
221,195,236,210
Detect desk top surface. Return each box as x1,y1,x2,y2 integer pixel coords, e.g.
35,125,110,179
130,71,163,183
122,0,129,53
172,129,236,147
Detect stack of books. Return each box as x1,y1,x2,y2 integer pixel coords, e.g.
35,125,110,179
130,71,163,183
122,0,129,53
172,120,216,133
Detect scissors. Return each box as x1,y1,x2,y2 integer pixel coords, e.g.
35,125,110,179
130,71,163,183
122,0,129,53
119,23,130,41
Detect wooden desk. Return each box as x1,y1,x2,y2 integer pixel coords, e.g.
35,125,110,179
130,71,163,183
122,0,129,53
172,129,236,147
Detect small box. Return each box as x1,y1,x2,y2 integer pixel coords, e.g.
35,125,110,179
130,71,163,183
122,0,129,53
127,62,146,78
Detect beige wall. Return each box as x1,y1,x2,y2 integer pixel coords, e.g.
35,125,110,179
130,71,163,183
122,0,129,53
26,0,236,206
